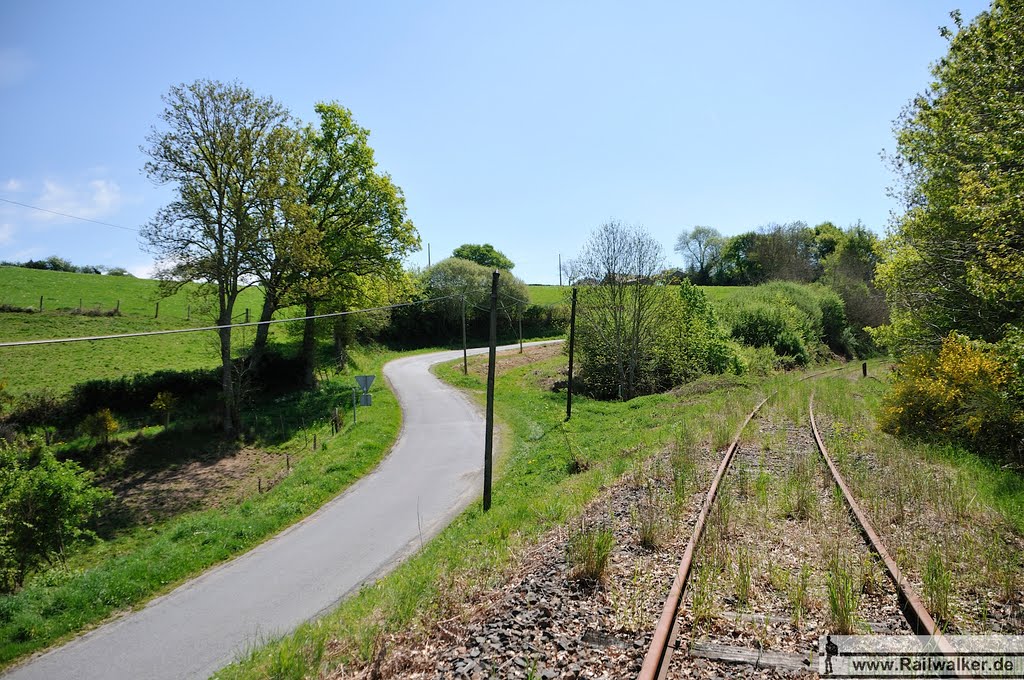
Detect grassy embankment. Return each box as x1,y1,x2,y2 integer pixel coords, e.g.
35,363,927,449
223,356,1024,677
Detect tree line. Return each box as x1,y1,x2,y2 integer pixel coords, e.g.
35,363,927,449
1,256,132,276
672,220,887,348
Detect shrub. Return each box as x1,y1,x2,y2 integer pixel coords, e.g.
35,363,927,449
729,301,809,364
724,281,856,362
81,408,119,446
880,332,1024,459
577,282,734,399
151,391,177,427
0,444,112,592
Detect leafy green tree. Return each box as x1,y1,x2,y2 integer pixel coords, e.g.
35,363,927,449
286,103,419,388
451,243,514,270
878,1,1024,355
823,224,887,347
419,257,527,336
753,222,817,283
141,80,290,434
151,391,176,428
674,226,723,285
716,232,763,285
82,408,119,447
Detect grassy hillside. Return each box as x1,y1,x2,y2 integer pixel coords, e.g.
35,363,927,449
528,283,755,308
0,267,279,395
525,284,570,305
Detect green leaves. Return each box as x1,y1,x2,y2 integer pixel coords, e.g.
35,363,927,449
0,444,112,592
883,0,1024,354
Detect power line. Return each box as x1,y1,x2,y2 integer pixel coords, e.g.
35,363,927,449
0,197,138,233
0,295,460,348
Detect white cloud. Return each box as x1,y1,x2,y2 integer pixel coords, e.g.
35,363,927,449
3,178,23,192
35,177,123,222
0,223,13,245
0,48,31,88
127,261,156,279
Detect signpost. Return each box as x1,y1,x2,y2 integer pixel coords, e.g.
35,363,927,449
355,375,375,406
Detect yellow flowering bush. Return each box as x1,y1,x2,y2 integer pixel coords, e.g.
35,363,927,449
881,333,1023,457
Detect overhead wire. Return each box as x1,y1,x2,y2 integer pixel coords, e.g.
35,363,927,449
0,197,139,233
0,295,461,348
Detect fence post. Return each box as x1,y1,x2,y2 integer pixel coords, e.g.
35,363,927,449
862,361,868,378
155,301,159,318
187,305,191,321
79,298,83,313
462,295,468,375
39,295,43,312
115,299,120,314
245,308,250,323
484,271,499,512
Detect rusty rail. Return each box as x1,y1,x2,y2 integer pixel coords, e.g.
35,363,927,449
638,363,947,679
809,394,955,653
638,395,769,680
639,365,854,679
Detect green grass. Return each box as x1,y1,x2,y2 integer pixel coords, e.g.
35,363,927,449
214,350,812,679
811,369,1024,534
0,345,408,669
0,265,268,319
0,267,287,395
525,284,570,306
526,283,754,310
699,285,755,307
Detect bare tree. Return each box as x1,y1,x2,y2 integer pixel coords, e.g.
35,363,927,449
569,220,665,400
674,226,723,285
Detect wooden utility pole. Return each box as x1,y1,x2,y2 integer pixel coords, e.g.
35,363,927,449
462,295,468,375
484,271,499,511
558,254,562,287
518,306,523,354
566,287,578,421
427,243,431,267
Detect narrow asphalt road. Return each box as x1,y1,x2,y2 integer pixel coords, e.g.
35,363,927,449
3,341,560,680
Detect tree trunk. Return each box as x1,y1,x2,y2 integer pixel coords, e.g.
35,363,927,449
219,319,236,436
301,298,317,390
249,290,277,368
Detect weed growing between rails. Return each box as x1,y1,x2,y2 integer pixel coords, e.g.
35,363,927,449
216,348,790,679
668,397,913,678
813,370,1024,635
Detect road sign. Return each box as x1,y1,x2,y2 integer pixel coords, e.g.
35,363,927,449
355,375,375,393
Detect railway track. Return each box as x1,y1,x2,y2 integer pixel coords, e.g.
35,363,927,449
639,369,951,679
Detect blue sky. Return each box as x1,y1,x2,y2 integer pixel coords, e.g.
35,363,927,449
0,1,991,284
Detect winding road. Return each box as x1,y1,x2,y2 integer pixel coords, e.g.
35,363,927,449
3,341,559,680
